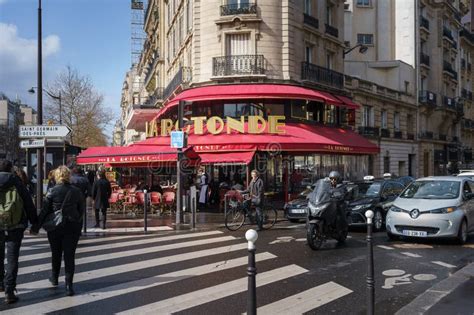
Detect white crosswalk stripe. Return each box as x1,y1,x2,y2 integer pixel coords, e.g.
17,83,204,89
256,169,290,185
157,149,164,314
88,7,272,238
2,230,353,314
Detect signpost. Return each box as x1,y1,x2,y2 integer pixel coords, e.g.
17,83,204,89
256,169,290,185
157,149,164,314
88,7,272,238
19,125,71,138
170,131,185,148
20,139,45,149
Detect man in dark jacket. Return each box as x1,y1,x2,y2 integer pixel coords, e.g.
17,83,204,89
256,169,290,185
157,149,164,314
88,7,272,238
92,170,112,229
0,159,39,303
242,170,265,231
71,166,91,198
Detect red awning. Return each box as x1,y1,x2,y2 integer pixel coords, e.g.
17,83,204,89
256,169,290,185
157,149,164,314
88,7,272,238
125,108,161,131
199,151,255,165
154,84,354,119
77,145,197,166
334,95,359,108
135,123,379,155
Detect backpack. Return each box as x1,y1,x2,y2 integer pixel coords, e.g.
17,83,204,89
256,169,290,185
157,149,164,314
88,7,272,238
0,185,24,229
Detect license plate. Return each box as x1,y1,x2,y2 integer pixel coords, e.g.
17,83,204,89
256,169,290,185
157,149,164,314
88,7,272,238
402,230,427,237
291,209,306,214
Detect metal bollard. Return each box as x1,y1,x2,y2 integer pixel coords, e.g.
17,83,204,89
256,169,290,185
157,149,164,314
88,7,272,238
144,190,148,234
246,229,258,315
365,210,375,315
83,204,87,234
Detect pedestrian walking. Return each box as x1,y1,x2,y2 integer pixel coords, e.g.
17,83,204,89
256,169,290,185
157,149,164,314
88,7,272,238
38,166,85,296
0,159,39,304
198,168,209,210
71,166,91,198
92,170,112,229
242,170,265,231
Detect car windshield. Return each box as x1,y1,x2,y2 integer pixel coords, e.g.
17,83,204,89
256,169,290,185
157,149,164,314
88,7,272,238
400,180,460,199
354,182,382,198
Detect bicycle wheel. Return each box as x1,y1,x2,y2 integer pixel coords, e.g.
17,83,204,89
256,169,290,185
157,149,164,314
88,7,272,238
261,206,277,230
225,207,245,231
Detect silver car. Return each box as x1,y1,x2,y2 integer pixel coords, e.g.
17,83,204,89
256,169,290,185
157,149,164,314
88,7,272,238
386,176,474,244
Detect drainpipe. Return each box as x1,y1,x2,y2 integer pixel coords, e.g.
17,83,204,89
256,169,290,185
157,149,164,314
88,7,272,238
415,0,421,177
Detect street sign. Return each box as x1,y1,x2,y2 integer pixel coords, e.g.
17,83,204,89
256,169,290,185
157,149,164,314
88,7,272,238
20,139,45,149
19,125,71,138
170,131,185,148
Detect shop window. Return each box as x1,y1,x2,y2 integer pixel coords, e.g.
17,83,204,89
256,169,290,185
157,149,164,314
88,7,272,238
223,103,261,118
324,104,336,124
311,101,325,123
265,103,285,116
291,100,308,119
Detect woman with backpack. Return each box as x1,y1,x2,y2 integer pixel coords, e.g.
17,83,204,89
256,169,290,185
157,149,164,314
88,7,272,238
38,165,85,296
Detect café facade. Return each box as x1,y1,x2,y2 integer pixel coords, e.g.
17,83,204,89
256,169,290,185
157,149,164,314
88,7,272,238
77,83,379,199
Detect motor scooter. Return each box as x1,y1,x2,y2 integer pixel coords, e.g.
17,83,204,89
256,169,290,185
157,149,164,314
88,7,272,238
306,178,349,250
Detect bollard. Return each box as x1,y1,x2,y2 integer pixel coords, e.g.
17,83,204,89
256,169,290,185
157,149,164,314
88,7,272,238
190,185,197,229
246,229,258,315
365,210,375,315
83,204,87,234
144,190,148,234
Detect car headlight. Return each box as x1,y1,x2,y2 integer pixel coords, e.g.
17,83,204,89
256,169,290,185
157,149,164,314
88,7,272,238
429,207,457,214
389,206,403,212
352,204,372,211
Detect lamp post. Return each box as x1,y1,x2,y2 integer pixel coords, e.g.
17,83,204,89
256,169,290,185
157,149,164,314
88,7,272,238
28,87,62,124
36,0,43,210
343,43,368,59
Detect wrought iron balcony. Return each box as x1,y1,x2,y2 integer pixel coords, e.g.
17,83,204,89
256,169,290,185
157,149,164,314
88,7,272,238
419,131,434,139
442,96,455,109
303,13,319,29
380,128,390,138
443,61,457,78
163,66,192,101
420,16,429,30
358,126,379,137
461,58,466,69
394,131,403,139
443,26,454,41
407,133,415,140
420,53,430,66
419,90,437,107
468,63,472,72
460,28,474,44
212,55,265,77
301,62,344,89
220,2,257,16
438,134,447,141
325,23,339,38
462,88,467,98
143,88,164,107
468,91,473,100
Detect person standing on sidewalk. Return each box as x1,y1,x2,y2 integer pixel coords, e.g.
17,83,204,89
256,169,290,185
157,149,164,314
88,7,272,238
0,159,39,304
92,170,112,229
38,166,84,296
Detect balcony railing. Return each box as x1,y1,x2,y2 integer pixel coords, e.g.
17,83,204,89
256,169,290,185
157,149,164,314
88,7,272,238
301,62,344,89
419,90,437,106
468,91,473,100
213,55,265,77
443,61,457,78
443,26,454,41
460,28,474,44
407,133,415,140
438,134,447,141
419,131,434,139
163,66,192,101
220,2,257,16
325,23,339,38
303,13,319,29
420,53,430,66
420,16,429,30
394,131,403,139
143,88,164,107
468,63,472,72
358,126,380,137
380,128,390,138
462,58,466,69
462,88,467,98
443,96,455,108
451,39,457,50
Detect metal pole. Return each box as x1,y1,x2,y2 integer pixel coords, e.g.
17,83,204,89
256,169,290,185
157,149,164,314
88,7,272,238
144,190,148,233
176,100,185,225
246,229,258,315
43,138,47,182
83,202,87,234
191,186,196,229
365,210,375,315
36,0,43,210
59,91,62,124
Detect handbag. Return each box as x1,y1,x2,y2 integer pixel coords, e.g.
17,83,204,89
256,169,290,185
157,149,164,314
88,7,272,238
42,190,72,232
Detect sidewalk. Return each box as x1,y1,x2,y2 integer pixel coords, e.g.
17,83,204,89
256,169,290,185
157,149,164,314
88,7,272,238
396,261,474,315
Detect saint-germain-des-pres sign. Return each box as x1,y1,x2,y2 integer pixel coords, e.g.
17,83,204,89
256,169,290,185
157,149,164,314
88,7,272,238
146,115,286,138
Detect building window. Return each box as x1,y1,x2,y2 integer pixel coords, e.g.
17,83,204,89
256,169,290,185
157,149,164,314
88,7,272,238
357,34,373,45
304,0,312,15
362,105,374,127
407,114,414,134
187,0,193,32
394,112,400,131
226,33,250,56
381,110,387,129
305,45,313,63
291,100,308,120
326,5,333,25
326,52,333,69
384,156,390,173
357,0,371,6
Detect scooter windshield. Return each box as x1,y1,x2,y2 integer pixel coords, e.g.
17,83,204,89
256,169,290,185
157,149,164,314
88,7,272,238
309,179,332,204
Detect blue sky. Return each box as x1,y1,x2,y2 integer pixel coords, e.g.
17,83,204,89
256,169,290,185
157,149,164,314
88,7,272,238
0,0,135,138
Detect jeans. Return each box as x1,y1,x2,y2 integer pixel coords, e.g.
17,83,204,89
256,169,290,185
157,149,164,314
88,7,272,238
0,229,24,292
47,224,81,282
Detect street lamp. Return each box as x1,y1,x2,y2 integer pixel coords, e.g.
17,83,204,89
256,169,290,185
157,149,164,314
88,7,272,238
343,43,368,59
28,87,62,124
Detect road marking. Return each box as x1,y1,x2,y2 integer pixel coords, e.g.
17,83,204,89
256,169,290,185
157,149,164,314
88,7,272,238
117,265,308,314
17,235,237,275
377,245,394,250
413,274,437,281
6,253,276,315
431,261,456,268
19,230,223,262
393,244,433,249
257,281,352,314
462,244,474,248
401,252,422,258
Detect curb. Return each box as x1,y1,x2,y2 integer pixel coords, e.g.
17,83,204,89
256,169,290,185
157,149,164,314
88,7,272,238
395,261,474,314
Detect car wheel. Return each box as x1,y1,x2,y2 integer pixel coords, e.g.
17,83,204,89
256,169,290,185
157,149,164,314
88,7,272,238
457,219,468,245
373,210,384,231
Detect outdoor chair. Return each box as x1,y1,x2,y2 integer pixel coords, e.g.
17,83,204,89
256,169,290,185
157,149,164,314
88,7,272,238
150,192,162,215
162,191,176,215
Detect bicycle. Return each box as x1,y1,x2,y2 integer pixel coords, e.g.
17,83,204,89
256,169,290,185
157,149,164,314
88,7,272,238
224,190,277,231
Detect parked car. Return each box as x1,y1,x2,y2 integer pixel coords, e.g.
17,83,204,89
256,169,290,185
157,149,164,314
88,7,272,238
347,179,405,231
456,171,474,180
284,186,313,222
386,176,474,244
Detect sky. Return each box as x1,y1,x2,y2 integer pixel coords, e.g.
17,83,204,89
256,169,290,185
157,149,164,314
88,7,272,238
0,0,135,139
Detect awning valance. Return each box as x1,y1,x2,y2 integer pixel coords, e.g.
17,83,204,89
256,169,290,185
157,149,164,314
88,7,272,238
199,151,255,165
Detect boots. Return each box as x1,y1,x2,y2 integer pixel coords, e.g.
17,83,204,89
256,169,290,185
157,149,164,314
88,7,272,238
102,216,107,230
94,211,100,228
49,274,59,286
4,289,18,304
65,276,74,296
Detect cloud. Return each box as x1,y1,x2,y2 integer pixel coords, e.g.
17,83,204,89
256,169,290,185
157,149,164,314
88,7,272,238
0,23,60,103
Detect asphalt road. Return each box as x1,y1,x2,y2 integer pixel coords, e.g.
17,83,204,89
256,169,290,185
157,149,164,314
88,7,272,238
2,221,474,314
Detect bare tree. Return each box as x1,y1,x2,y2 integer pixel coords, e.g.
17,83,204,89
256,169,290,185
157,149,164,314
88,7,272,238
44,66,114,147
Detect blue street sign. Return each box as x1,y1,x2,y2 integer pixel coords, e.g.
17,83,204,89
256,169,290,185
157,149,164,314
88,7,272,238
170,131,185,148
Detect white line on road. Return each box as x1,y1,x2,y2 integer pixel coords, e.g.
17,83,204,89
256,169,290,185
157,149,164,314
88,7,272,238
431,261,456,268
118,264,308,315
401,252,422,258
6,253,276,315
257,281,353,314
377,245,394,250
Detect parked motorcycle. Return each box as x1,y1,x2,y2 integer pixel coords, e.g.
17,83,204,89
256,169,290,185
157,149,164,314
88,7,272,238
306,178,349,250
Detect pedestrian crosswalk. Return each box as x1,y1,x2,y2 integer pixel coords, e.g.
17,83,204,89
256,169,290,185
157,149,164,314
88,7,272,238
1,230,353,314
